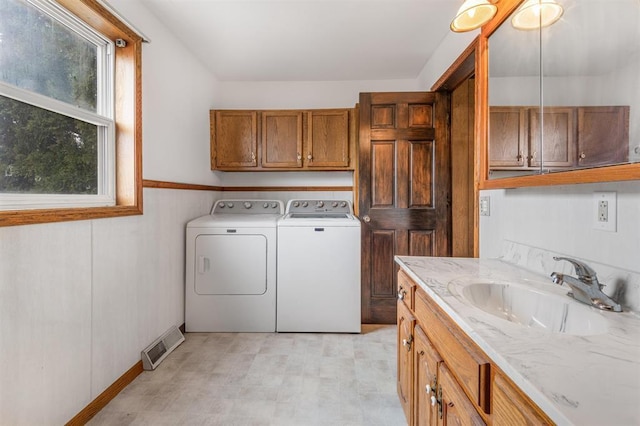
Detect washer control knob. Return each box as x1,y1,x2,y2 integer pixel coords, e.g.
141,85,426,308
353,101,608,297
227,202,234,208
332,201,338,208
340,201,347,208
271,202,278,208
263,202,269,208
244,202,252,209
302,201,308,208
316,201,324,208
293,201,300,208
219,202,226,208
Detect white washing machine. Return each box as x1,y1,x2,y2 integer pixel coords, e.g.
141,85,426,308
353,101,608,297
185,199,283,332
277,199,361,333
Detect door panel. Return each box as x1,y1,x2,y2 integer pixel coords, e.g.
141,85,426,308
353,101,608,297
360,92,451,324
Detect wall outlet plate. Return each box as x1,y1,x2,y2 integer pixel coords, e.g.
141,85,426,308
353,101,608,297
593,192,616,232
480,196,490,216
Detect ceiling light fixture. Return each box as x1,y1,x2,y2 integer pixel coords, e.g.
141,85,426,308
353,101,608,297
450,0,498,33
511,0,564,30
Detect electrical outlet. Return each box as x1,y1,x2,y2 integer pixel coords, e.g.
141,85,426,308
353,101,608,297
593,192,616,232
480,196,490,216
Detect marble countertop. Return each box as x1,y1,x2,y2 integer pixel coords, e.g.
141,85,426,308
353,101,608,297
395,256,640,426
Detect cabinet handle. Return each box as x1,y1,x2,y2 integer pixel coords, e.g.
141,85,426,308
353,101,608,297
297,152,302,160
430,395,438,407
516,151,523,161
402,335,413,351
397,288,406,301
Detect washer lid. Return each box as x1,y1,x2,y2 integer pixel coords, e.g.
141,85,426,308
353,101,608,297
188,213,282,228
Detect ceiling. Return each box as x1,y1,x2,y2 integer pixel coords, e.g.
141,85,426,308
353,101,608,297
137,0,461,82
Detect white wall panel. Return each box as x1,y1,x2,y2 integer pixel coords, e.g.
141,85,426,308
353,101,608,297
90,188,215,397
0,222,92,425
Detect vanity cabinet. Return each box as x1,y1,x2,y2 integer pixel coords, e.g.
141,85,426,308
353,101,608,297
397,270,553,426
489,105,628,170
210,108,355,171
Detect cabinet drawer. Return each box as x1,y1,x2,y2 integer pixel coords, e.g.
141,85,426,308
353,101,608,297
493,373,552,425
397,270,416,310
415,289,491,414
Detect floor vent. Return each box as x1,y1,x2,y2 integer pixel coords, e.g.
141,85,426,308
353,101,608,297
141,325,185,370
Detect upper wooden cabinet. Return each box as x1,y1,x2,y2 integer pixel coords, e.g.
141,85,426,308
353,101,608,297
211,110,258,169
261,111,303,168
489,105,627,171
210,108,356,171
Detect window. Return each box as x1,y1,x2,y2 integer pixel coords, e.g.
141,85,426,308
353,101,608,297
0,0,143,225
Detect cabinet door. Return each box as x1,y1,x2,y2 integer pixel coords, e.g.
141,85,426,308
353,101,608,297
414,325,441,426
577,106,629,167
261,111,303,168
211,110,258,169
529,107,575,168
397,300,415,424
493,373,551,426
489,107,528,168
439,364,485,426
306,109,350,167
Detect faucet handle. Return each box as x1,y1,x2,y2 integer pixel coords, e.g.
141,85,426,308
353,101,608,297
553,256,598,281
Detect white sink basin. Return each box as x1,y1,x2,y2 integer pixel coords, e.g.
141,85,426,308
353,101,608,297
448,281,609,336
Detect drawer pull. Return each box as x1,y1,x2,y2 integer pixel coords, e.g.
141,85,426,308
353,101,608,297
402,335,413,351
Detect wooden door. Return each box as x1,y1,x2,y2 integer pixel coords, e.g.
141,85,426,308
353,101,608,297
439,364,486,426
529,107,575,168
397,300,415,424
359,92,451,324
414,325,441,426
488,107,528,168
261,111,303,168
577,106,629,167
211,110,258,169
306,109,350,167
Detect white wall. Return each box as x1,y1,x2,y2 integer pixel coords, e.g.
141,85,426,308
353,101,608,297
0,1,218,423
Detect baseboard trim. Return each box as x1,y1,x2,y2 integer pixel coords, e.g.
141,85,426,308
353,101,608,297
66,361,144,426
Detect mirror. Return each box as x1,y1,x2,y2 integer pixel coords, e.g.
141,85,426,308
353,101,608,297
487,0,640,180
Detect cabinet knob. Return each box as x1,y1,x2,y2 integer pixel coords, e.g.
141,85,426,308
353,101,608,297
430,395,438,407
426,384,431,394
397,288,406,301
297,152,302,160
307,154,313,160
402,335,413,351
516,151,523,161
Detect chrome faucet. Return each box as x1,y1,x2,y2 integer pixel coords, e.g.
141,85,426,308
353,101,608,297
550,256,622,312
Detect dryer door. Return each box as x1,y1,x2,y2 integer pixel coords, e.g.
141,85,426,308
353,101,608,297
194,234,267,295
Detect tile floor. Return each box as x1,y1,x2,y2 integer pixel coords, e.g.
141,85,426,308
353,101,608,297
88,325,405,426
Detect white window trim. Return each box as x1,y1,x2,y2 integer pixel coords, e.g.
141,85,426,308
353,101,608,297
0,0,117,211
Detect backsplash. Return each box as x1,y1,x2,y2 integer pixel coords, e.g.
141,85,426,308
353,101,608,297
500,240,640,313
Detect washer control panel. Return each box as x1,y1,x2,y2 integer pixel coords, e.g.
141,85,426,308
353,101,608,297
286,199,353,215
211,200,284,214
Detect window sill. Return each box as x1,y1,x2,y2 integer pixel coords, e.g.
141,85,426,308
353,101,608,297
0,205,142,227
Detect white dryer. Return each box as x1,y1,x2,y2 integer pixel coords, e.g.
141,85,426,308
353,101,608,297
185,199,283,332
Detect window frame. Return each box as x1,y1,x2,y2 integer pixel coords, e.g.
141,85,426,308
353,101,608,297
0,0,143,227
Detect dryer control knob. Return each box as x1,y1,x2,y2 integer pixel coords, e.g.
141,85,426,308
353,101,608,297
302,201,308,208
227,202,234,208
271,202,278,208
219,202,226,208
332,201,338,208
340,201,347,208
244,202,252,209
263,202,269,208
316,201,324,208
